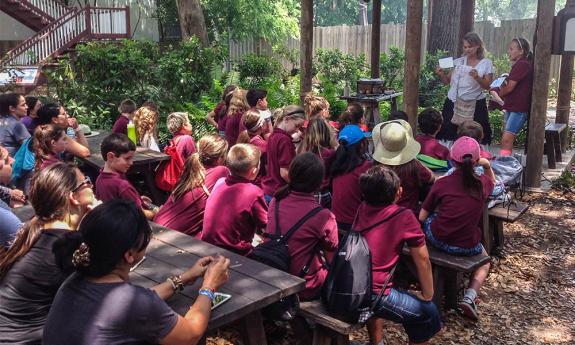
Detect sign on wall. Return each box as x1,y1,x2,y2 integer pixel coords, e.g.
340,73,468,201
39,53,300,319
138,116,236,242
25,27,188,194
0,67,39,86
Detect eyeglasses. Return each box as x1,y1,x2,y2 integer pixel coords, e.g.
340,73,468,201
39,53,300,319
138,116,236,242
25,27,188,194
72,176,93,193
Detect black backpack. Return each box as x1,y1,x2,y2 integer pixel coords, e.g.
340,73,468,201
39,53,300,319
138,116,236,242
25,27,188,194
321,207,406,323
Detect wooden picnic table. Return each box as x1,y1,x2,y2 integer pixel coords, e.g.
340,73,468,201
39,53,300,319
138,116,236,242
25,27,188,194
79,131,170,204
340,92,403,125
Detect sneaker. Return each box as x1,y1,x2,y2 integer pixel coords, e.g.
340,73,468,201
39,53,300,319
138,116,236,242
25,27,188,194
488,192,511,209
458,296,479,320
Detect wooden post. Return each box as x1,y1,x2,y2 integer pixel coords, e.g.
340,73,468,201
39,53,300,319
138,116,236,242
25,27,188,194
457,0,475,56
556,0,575,150
300,0,313,103
525,0,556,188
371,0,382,78
403,0,424,133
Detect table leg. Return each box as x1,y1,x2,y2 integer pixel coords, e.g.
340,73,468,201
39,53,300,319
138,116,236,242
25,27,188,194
481,205,492,255
545,133,557,169
553,132,563,162
241,310,268,345
432,267,445,313
391,98,398,112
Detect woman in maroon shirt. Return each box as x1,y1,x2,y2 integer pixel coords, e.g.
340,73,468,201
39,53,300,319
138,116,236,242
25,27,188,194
154,134,229,238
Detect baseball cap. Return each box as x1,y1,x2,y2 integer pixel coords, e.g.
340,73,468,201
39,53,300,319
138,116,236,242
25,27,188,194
450,136,480,163
338,124,371,147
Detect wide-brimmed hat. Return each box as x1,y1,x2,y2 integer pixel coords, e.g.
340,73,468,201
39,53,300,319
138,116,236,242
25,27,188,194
450,136,480,163
372,120,420,166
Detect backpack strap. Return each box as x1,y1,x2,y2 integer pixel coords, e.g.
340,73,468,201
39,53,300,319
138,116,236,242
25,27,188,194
279,206,324,244
370,264,398,311
351,207,408,235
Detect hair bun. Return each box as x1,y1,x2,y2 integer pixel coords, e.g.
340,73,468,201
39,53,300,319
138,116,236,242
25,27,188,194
72,242,91,267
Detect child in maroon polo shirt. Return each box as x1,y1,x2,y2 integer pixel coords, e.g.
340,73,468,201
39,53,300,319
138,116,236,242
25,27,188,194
416,108,449,160
202,143,267,256
420,136,495,321
457,120,494,160
112,99,137,135
261,105,306,203
357,165,440,345
95,133,157,220
265,153,338,300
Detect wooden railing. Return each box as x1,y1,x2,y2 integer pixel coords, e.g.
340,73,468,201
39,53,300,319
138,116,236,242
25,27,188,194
27,0,70,20
1,6,130,67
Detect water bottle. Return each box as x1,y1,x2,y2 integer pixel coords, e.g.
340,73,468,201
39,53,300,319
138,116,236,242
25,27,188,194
127,120,137,144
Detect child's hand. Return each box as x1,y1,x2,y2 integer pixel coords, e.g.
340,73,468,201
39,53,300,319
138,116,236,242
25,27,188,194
478,157,491,170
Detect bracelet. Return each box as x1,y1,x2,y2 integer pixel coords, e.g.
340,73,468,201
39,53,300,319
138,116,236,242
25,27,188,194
198,288,215,301
167,275,184,292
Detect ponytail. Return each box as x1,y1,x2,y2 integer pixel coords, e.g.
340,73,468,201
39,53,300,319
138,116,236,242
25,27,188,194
274,184,291,202
0,218,43,279
460,156,482,198
237,130,251,144
330,139,366,177
172,152,206,201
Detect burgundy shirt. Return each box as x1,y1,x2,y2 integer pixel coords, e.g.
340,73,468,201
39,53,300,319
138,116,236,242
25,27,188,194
331,160,372,224
503,58,533,113
154,165,229,238
422,169,494,248
266,192,338,300
39,154,62,171
316,147,336,190
262,128,296,196
95,171,142,208
173,133,196,160
250,135,267,187
112,115,130,135
213,102,226,132
356,203,425,294
201,175,268,256
416,135,449,161
224,112,243,147
394,160,433,214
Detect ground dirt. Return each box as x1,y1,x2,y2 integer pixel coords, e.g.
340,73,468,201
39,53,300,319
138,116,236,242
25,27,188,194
205,185,575,345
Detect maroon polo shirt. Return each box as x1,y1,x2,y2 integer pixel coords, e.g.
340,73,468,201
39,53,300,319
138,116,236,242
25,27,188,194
224,111,243,147
356,202,425,294
394,160,433,214
173,133,196,160
416,135,449,161
503,58,533,113
331,160,372,225
95,171,142,208
317,147,336,190
39,154,62,171
266,192,338,300
112,115,130,135
201,174,268,256
262,128,296,196
154,165,229,238
250,135,267,188
422,169,494,248
213,102,226,132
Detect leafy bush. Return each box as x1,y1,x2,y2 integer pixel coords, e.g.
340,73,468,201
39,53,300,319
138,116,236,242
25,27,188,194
379,47,405,91
235,53,284,89
313,49,369,89
419,50,450,109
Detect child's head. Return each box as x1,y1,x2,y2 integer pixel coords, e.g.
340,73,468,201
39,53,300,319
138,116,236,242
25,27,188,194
167,112,192,135
118,99,137,115
274,152,324,201
457,120,484,142
303,92,330,119
133,106,158,143
300,117,334,154
275,105,306,134
101,133,136,174
246,89,268,110
450,136,482,197
34,124,67,159
226,143,261,180
360,165,401,206
227,89,249,116
372,120,420,166
389,110,408,122
418,108,443,136
222,85,238,102
331,125,370,176
339,103,364,129
237,110,264,144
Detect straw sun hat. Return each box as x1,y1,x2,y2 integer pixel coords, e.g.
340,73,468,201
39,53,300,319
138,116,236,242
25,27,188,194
372,120,420,166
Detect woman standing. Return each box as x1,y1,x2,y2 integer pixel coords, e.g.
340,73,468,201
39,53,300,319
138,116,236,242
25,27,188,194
435,32,494,145
492,37,533,156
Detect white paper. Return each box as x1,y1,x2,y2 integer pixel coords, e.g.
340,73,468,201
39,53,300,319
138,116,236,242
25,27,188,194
490,77,506,88
438,57,454,69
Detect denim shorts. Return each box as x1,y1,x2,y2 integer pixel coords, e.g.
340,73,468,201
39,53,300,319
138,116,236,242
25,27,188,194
504,111,528,135
423,213,483,256
372,289,441,343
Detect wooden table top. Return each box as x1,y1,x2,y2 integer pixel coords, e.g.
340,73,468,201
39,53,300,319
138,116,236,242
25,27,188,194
81,131,170,170
340,92,403,103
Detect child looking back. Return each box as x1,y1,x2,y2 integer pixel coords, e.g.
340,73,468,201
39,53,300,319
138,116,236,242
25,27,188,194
457,120,494,159
420,136,495,320
416,108,449,160
112,99,137,135
33,124,67,171
202,144,267,256
95,133,157,220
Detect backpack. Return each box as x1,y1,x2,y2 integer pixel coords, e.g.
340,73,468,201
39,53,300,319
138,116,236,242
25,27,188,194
490,155,523,188
11,137,35,185
155,136,185,192
249,199,323,320
322,207,407,323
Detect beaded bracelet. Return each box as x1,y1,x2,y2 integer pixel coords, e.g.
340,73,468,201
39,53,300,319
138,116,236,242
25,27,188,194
166,275,184,292
198,288,215,301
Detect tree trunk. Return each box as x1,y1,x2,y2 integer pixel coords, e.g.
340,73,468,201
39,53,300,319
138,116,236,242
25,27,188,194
457,0,475,56
555,0,575,150
176,0,209,46
427,0,461,56
371,0,382,78
358,0,368,25
300,0,313,102
403,0,424,134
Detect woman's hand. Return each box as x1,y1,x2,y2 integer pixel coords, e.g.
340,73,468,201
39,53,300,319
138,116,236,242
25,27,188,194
435,66,444,76
202,255,230,291
181,256,214,284
469,68,479,80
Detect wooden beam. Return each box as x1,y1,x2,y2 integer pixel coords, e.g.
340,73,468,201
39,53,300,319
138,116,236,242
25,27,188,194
403,0,424,133
300,0,313,102
457,0,475,56
371,0,382,78
556,0,575,150
525,0,556,188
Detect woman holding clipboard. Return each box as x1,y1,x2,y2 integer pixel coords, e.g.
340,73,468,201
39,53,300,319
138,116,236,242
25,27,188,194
435,32,494,145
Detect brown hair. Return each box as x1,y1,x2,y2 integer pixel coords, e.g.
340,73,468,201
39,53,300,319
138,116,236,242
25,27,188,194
118,99,137,114
303,92,329,119
33,124,66,171
133,106,158,145
457,120,484,142
299,118,334,155
171,134,228,200
226,144,261,176
0,163,80,278
167,112,190,134
463,32,486,59
237,110,263,144
227,89,249,117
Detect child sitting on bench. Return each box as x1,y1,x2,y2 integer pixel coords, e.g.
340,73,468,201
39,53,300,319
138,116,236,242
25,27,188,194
416,108,449,161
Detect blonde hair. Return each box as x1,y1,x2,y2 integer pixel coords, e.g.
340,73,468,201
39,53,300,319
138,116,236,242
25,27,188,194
133,106,158,145
303,92,329,119
227,89,249,116
171,134,228,200
237,110,263,144
226,144,261,176
463,32,486,59
299,118,335,155
167,112,190,134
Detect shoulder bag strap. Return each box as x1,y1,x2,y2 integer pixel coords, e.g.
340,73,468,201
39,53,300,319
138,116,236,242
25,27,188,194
279,206,324,244
353,207,408,235
274,198,281,236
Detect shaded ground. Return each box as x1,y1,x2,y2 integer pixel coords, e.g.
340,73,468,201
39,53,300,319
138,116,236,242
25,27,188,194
205,186,575,344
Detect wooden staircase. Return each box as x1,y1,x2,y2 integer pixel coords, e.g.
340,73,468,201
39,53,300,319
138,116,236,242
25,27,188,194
0,0,130,70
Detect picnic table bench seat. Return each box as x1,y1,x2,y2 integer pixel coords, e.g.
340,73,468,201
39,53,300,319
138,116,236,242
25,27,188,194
544,123,567,169
298,300,363,345
486,201,529,253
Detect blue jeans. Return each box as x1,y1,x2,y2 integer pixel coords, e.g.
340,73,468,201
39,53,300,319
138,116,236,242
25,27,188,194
504,111,528,135
264,194,273,205
372,289,441,343
423,213,483,256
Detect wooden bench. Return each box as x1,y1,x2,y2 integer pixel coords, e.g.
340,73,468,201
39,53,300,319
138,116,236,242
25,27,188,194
544,123,567,169
401,245,490,312
298,300,363,345
486,201,529,254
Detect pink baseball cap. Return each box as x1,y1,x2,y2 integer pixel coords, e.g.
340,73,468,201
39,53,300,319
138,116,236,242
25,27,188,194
450,136,480,163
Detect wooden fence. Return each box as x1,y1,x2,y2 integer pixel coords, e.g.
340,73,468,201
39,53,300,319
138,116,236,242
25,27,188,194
229,19,563,82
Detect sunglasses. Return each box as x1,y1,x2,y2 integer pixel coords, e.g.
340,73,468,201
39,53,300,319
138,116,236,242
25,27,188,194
72,176,93,193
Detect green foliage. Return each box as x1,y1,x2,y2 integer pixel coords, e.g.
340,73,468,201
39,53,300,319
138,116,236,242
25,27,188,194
264,76,301,110
313,0,361,26
490,54,512,77
379,47,405,90
235,53,284,89
315,76,348,120
313,49,369,88
419,50,450,109
552,169,575,192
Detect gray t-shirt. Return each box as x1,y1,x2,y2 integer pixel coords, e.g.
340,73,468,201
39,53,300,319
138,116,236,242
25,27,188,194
0,115,30,156
43,274,179,345
0,207,21,248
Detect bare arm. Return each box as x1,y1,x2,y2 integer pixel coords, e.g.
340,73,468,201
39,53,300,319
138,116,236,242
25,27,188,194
280,167,290,183
473,72,494,90
478,158,496,182
497,79,518,98
410,245,434,301
66,136,90,158
435,66,452,86
74,129,89,148
419,208,430,223
205,111,218,128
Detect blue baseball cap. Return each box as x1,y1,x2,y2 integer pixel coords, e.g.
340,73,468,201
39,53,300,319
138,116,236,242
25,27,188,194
338,124,371,147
